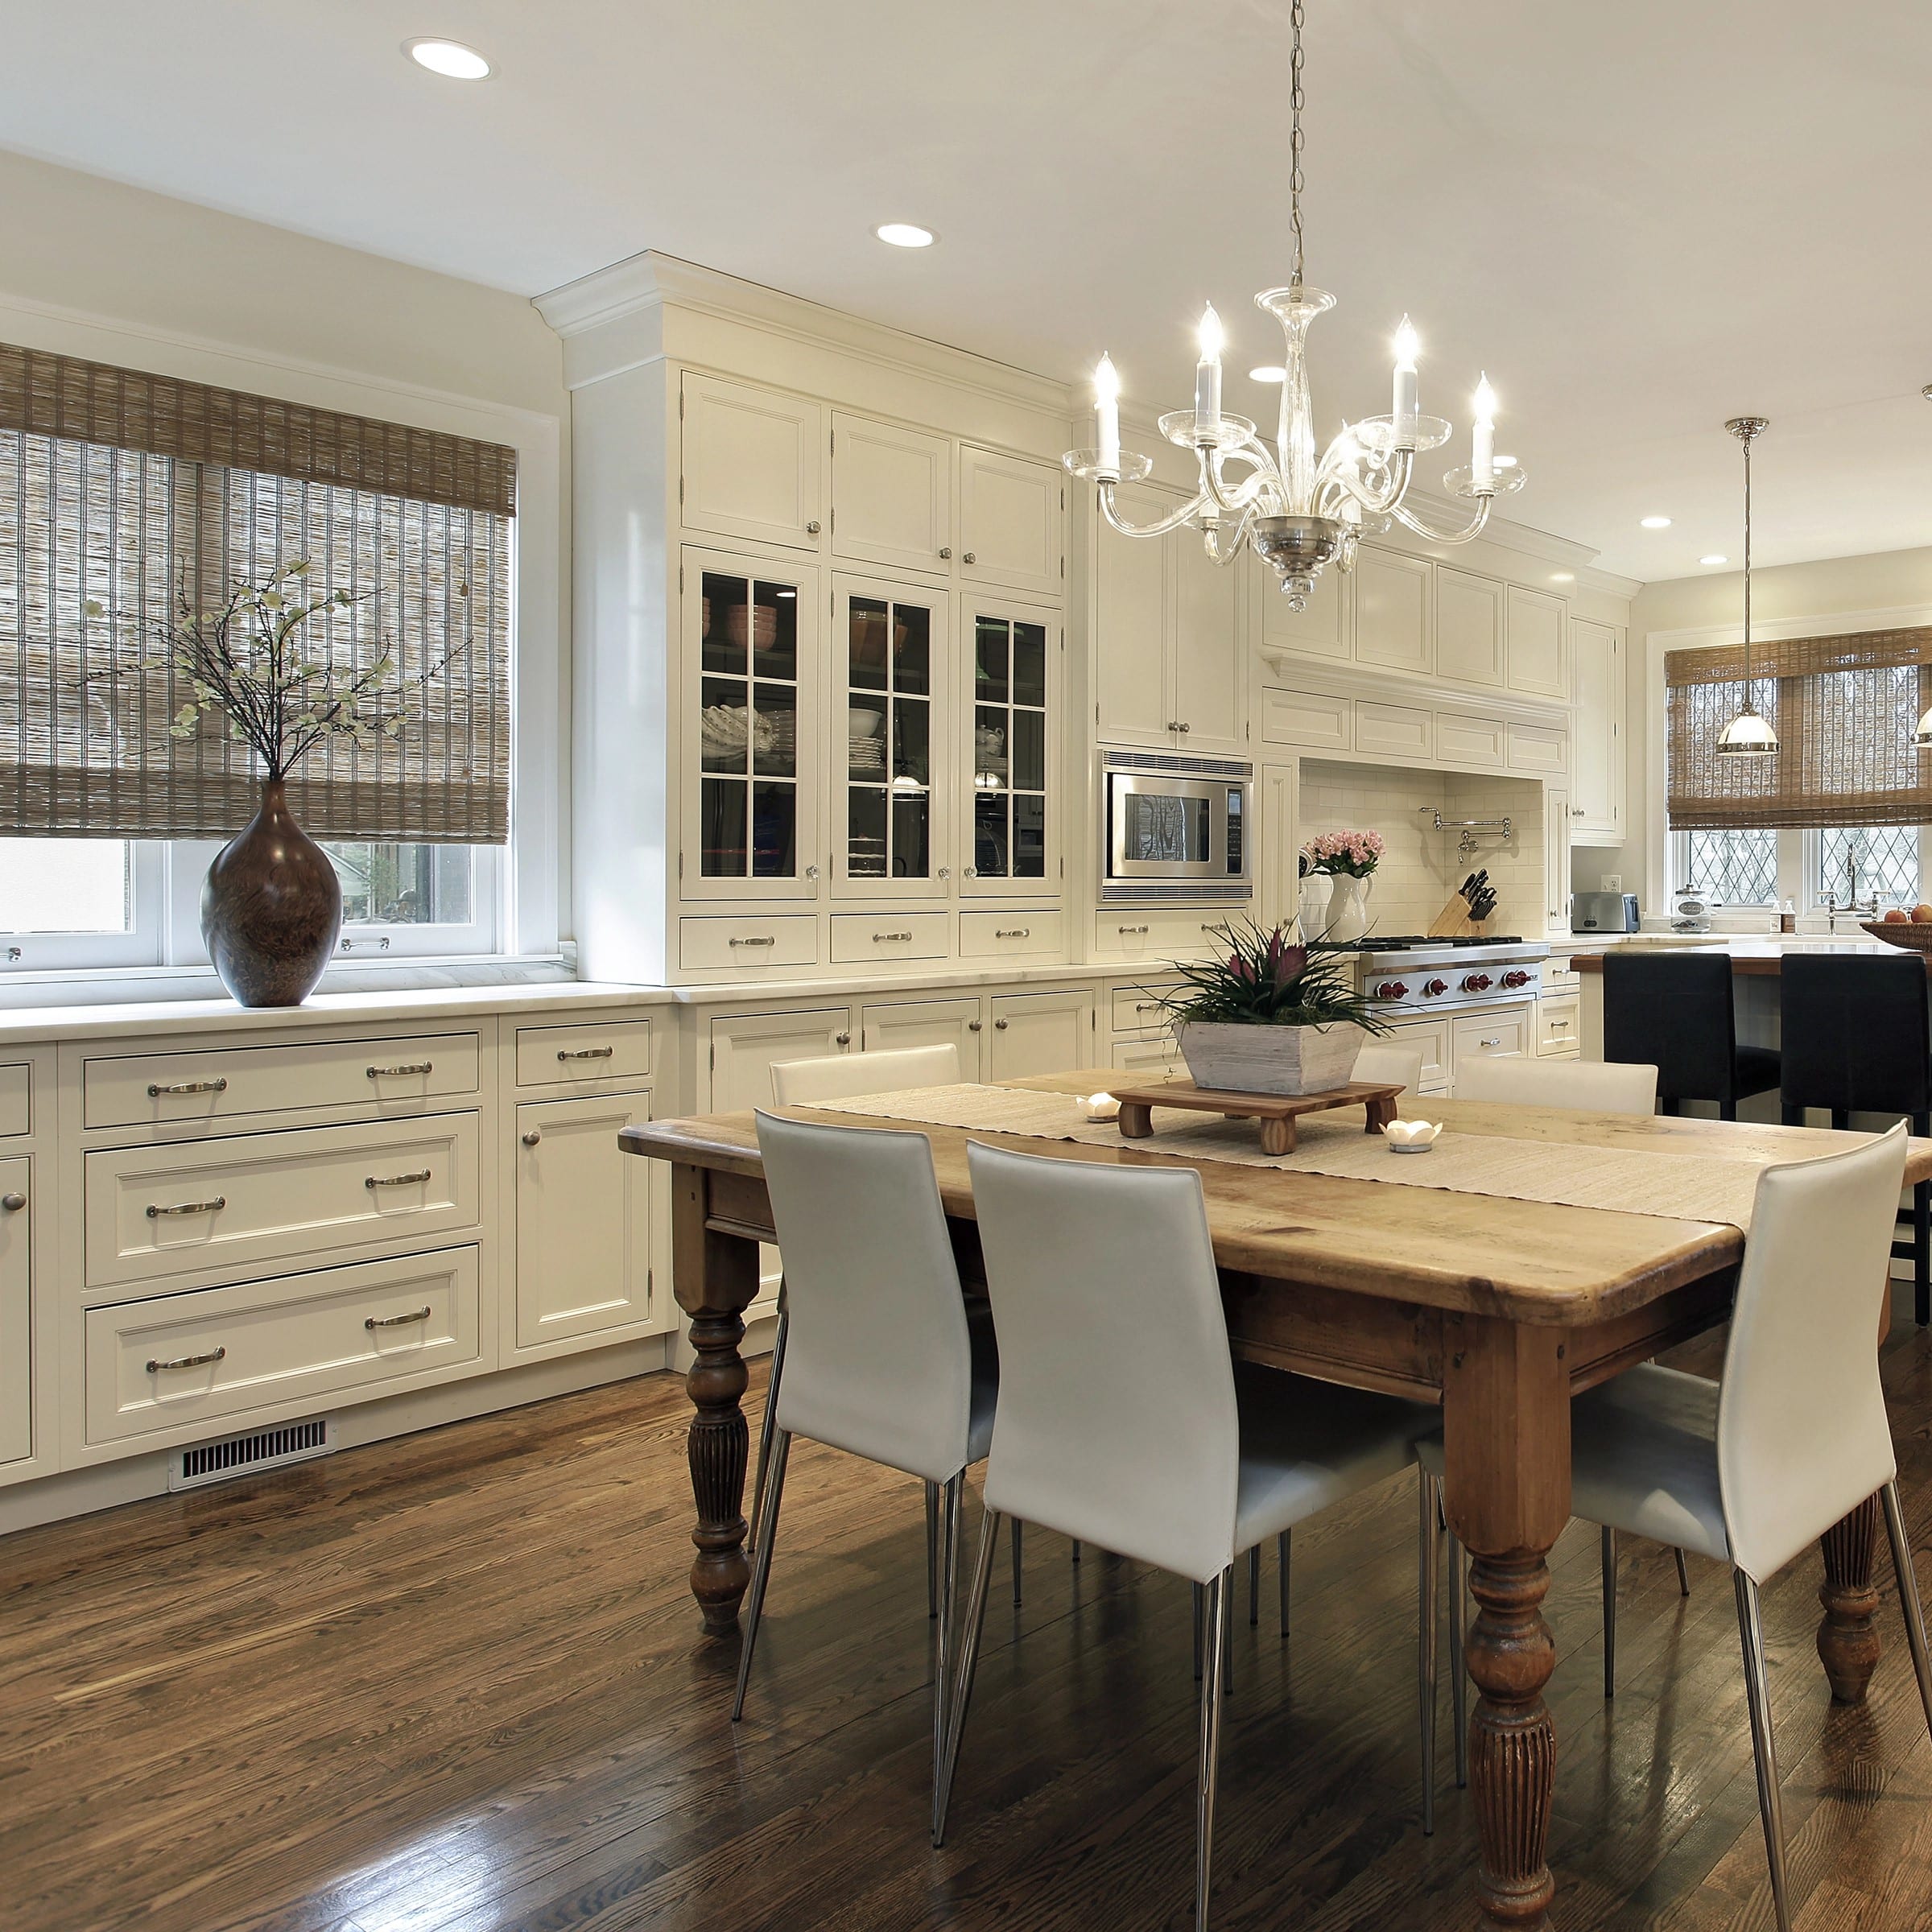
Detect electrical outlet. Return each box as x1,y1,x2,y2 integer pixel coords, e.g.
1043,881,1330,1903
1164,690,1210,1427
1601,873,1623,893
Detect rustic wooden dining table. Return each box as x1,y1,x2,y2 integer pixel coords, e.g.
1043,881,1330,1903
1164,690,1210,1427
620,1071,1932,1930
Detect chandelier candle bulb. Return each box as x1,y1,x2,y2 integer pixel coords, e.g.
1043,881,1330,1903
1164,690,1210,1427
1392,316,1420,443
1094,354,1121,475
1195,305,1224,437
1472,375,1497,493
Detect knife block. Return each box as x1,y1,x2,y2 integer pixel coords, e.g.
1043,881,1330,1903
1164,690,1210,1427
1427,896,1496,939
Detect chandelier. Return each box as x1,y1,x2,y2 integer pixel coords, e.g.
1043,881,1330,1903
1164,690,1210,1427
1715,415,1777,757
1063,0,1525,612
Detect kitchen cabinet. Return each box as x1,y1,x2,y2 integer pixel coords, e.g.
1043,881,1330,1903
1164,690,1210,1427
1385,1015,1451,1095
1356,701,1433,762
1505,585,1569,700
830,412,952,576
964,599,1059,897
1453,1007,1534,1071
1570,619,1625,841
1435,566,1506,688
711,1008,852,1111
1258,553,1352,663
958,444,1063,601
0,1158,27,1464
681,374,824,553
683,548,821,900
1171,530,1244,751
514,1092,654,1352
1544,786,1572,936
1353,550,1433,676
1537,995,1580,1058
861,996,983,1070
1108,1030,1184,1081
989,989,1096,1079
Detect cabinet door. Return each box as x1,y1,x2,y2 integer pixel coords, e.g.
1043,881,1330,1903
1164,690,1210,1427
1353,549,1434,675
1109,1031,1184,1082
964,601,1059,897
681,374,824,552
1093,482,1174,748
959,446,1063,600
0,1157,27,1464
1506,585,1569,699
711,1008,853,1111
1435,566,1505,687
1172,528,1245,752
833,574,949,899
1570,620,1624,840
861,997,985,1077
1259,553,1352,663
684,550,820,900
1544,786,1572,935
831,413,952,576
989,989,1096,1080
514,1093,654,1351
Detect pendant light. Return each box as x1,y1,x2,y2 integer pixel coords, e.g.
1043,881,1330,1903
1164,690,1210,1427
1715,416,1777,757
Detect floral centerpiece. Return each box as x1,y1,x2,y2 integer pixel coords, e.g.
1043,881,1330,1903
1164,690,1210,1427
1162,919,1389,1096
1302,827,1385,942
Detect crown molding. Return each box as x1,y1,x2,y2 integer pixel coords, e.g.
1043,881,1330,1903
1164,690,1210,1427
1645,601,1932,649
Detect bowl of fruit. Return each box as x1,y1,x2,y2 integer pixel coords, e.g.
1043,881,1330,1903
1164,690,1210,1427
1861,906,1932,952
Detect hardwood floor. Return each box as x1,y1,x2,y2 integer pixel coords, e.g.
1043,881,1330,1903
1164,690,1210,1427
6,1307,1932,1932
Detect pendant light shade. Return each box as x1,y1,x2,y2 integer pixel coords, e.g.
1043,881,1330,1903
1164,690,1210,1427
1715,415,1777,758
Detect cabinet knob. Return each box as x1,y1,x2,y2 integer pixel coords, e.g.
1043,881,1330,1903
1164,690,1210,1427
1177,720,1191,733
805,864,820,881
938,865,951,878
0,1191,23,1212
522,1130,542,1147
1571,807,1585,817
939,547,952,559
964,865,978,878
994,1018,1009,1030
963,551,976,564
807,520,822,535
968,1019,983,1032
836,1031,852,1046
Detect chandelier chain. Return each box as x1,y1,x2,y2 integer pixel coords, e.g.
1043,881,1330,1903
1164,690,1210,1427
1289,0,1306,290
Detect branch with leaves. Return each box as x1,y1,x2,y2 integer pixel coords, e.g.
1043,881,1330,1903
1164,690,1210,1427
1161,919,1391,1033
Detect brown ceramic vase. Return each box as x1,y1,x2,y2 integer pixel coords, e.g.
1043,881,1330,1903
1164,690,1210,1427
200,778,343,1007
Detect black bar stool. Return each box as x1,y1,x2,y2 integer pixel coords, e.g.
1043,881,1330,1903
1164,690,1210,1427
1778,952,1931,1326
1603,952,1781,1122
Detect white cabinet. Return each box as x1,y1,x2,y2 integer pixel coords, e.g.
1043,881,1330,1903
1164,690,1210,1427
514,1092,655,1352
1505,585,1569,700
959,444,1063,600
861,997,983,1071
989,989,1096,1079
831,412,952,576
0,1158,27,1465
1259,555,1352,663
1571,620,1625,841
1537,995,1580,1058
1453,1008,1534,1070
964,599,1059,897
1172,531,1244,752
1545,786,1572,935
681,374,824,552
1354,550,1433,676
1356,701,1433,762
711,1008,852,1110
1386,1015,1451,1095
1435,567,1506,688
1108,1030,1184,1081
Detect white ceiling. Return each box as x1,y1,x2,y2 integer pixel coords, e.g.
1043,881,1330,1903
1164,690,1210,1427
2,0,1929,580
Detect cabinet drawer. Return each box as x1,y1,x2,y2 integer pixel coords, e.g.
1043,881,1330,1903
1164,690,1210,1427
85,1112,481,1290
1093,910,1232,960
1111,983,1181,1032
1507,723,1570,776
1385,1016,1451,1095
1543,960,1582,993
514,1018,653,1088
83,1033,481,1130
679,914,819,972
1452,1008,1534,1071
1537,996,1580,1052
0,1063,27,1138
1108,1031,1184,1081
959,910,1064,960
1260,684,1352,751
84,1246,481,1447
829,912,950,965
1437,712,1508,768
1356,701,1434,762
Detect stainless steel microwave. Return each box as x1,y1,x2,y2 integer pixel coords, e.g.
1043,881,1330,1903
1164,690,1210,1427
1101,750,1253,903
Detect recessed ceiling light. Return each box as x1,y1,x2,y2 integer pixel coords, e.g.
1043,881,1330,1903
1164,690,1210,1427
875,223,935,249
1640,514,1673,529
405,38,491,79
1700,554,1729,566
1249,365,1287,382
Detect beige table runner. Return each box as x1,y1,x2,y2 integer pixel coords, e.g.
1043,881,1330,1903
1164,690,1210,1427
813,1083,1773,1231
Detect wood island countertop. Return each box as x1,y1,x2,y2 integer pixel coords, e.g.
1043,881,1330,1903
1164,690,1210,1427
1569,936,1932,975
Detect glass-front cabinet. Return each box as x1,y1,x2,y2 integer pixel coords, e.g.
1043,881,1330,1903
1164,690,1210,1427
964,599,1058,897
834,575,949,898
683,550,819,900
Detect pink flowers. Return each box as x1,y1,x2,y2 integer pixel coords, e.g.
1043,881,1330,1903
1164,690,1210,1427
1303,828,1385,879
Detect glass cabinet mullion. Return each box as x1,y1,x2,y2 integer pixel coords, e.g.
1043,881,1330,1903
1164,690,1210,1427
966,605,1054,894
836,580,943,898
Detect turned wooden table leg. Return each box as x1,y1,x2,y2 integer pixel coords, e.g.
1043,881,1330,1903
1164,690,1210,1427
1259,1115,1296,1156
1445,1315,1571,1930
1819,1494,1885,1703
671,1162,762,1637
1118,1100,1154,1141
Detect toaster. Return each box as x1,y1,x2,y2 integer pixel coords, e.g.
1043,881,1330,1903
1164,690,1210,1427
1572,891,1640,934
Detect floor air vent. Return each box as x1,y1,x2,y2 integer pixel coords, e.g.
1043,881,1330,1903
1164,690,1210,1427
170,1418,334,1492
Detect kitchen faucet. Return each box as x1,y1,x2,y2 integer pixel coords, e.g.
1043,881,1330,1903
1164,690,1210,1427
1823,847,1880,933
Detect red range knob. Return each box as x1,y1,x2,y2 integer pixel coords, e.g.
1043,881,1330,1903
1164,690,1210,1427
1462,972,1493,993
1376,980,1410,1000
1499,969,1530,989
1422,977,1448,997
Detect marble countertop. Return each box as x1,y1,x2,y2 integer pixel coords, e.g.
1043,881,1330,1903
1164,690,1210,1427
1566,934,1926,973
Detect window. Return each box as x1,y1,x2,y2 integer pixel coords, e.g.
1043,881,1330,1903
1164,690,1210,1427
1668,823,1929,912
1678,828,1779,907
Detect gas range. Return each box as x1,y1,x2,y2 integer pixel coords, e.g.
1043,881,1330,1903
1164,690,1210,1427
1344,936,1551,1014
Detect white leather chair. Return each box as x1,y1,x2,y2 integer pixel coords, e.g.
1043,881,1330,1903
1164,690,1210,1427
738,1108,989,1831
938,1141,1442,1926
1354,1042,1426,1105
1566,1123,1932,1932
1453,1055,1658,1113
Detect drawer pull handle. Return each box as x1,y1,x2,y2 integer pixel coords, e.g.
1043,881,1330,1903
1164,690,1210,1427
147,1345,226,1374
1118,924,1149,935
1480,1037,1502,1049
365,1306,432,1331
873,931,914,943
1550,1020,1571,1030
147,1196,225,1220
365,1170,432,1190
995,927,1030,939
729,936,777,948
557,1046,616,1061
148,1078,228,1098
1134,1001,1162,1013
368,1063,433,1079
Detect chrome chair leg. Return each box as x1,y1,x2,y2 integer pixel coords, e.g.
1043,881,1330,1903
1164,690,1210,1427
1674,1545,1692,1596
1011,1516,1023,1606
1196,1567,1231,1932
1249,1543,1261,1625
1734,1570,1792,1932
1602,1525,1618,1699
749,1296,788,1546
935,1504,1002,1847
1449,1530,1468,1787
925,1480,940,1620
732,1425,792,1723
1278,1530,1290,1640
1880,1480,1932,1744
1419,1471,1441,1835
933,1472,964,1817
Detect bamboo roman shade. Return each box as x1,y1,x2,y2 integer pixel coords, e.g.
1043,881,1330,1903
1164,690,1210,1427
1666,627,1932,831
0,345,516,844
